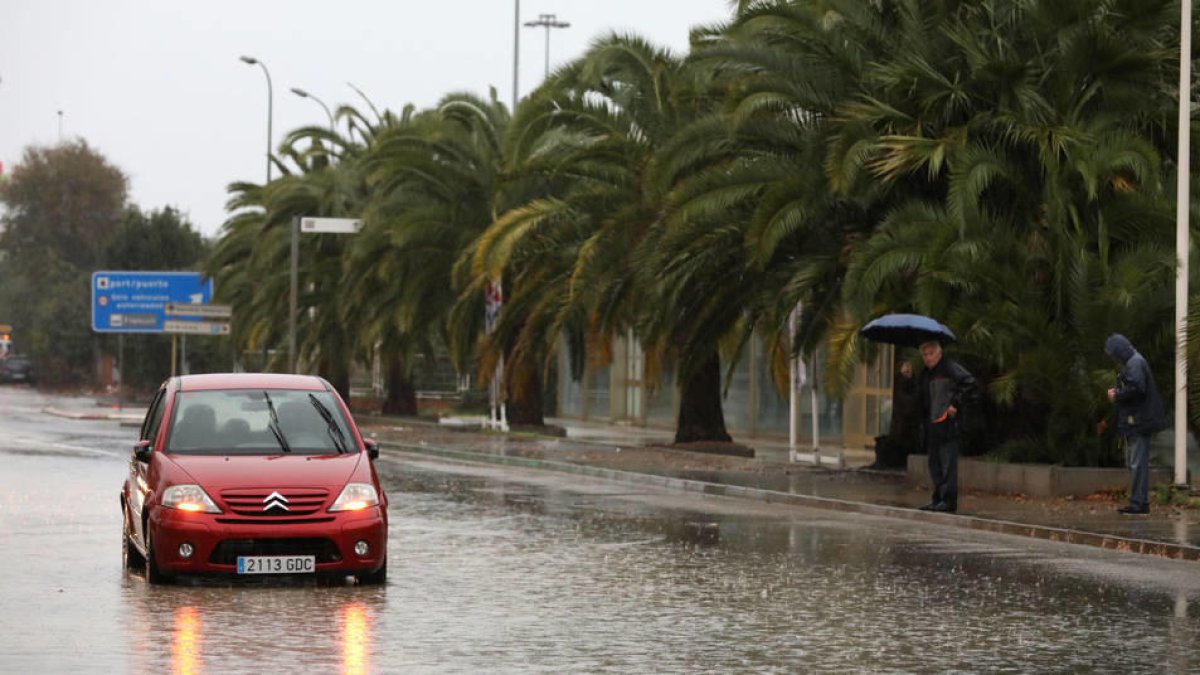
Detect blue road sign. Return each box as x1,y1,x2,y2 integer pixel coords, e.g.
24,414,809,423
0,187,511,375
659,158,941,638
91,271,214,333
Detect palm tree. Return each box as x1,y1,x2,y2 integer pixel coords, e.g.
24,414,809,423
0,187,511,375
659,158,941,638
648,0,899,437
460,33,742,442
360,92,524,418
209,106,376,400
664,0,1180,463
825,0,1180,463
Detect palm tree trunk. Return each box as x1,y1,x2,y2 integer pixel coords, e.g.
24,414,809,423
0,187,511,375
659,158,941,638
674,351,732,444
382,355,418,416
318,357,352,406
505,358,545,427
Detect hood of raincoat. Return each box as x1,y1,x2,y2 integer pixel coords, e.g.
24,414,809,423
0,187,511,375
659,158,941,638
1104,334,1135,364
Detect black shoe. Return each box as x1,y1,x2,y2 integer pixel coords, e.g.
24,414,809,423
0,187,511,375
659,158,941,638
918,502,938,511
929,502,953,513
1117,505,1149,515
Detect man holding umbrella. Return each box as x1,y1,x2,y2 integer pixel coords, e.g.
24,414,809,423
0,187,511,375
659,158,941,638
860,314,980,513
915,339,979,513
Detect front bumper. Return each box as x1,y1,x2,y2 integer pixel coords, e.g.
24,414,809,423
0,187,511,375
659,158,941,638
149,506,387,576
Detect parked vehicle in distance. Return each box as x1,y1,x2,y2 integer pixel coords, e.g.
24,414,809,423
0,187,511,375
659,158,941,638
120,373,388,584
0,354,34,384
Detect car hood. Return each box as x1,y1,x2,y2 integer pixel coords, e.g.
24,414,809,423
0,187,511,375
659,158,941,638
163,452,363,491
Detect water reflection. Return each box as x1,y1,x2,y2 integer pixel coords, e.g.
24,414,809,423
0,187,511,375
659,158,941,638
129,584,383,673
339,602,370,675
16,427,1198,673
171,606,201,675
166,599,370,674
380,463,1200,672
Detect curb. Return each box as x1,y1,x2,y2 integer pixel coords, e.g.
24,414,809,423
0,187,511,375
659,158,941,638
381,441,1200,563
42,407,143,423
43,407,112,421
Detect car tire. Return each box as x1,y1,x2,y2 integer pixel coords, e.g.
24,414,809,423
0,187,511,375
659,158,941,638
144,527,172,585
122,512,145,570
358,557,387,585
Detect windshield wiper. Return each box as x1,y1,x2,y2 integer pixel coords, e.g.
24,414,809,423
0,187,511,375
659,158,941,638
308,393,348,454
263,391,292,453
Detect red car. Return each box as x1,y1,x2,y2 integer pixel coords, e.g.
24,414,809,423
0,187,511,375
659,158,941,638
120,373,388,584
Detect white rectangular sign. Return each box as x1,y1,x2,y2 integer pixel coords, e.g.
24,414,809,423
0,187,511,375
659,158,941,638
300,217,362,234
163,319,230,335
165,303,232,318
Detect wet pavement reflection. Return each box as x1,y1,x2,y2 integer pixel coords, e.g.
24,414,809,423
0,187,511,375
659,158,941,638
122,583,383,674
0,385,1198,673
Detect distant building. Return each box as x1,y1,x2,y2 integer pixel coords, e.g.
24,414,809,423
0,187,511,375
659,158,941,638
554,332,895,452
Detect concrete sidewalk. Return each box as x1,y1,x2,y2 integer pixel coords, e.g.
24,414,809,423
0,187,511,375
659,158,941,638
360,415,1200,562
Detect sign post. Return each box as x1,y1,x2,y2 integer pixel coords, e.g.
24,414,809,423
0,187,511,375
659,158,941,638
91,271,230,380
484,279,508,431
290,217,362,373
164,304,232,378
92,271,214,333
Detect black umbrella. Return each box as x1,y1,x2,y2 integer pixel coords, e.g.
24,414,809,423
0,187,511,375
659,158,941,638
860,313,956,347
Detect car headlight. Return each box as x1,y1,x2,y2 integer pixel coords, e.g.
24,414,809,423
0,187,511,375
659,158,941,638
162,484,222,513
329,483,379,512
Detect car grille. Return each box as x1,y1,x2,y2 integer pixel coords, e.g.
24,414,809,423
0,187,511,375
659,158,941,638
220,488,330,517
209,538,342,565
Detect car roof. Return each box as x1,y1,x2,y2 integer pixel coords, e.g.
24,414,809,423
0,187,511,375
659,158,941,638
176,373,330,392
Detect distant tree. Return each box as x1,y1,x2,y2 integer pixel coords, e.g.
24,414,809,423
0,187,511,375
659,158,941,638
0,140,127,273
103,205,207,270
0,141,128,384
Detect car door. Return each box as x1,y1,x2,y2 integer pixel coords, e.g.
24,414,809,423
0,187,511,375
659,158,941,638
129,386,168,545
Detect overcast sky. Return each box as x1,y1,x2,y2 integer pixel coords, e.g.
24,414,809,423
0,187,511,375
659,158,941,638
2,1,735,237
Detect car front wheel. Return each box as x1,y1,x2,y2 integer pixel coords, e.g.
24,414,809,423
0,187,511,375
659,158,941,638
144,527,172,585
122,512,145,570
357,557,387,585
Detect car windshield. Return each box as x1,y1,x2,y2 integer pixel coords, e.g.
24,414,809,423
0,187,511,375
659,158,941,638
166,388,354,456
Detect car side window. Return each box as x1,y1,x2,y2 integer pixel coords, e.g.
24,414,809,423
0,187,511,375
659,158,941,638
141,389,168,444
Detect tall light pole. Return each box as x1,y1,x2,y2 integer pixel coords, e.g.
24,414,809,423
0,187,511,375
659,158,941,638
57,110,63,142
290,88,334,136
512,0,520,111
239,55,273,183
1175,0,1192,489
291,87,336,159
524,13,570,79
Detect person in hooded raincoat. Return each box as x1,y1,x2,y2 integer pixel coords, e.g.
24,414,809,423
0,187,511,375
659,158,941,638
916,340,979,513
1104,334,1166,515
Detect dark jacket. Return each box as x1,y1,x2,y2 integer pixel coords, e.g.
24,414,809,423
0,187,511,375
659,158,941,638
917,355,980,444
1104,334,1167,435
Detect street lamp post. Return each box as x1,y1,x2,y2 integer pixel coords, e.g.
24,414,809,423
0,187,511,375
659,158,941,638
289,217,362,374
512,0,520,111
239,56,274,183
1175,0,1192,489
524,13,570,79
290,87,335,145
286,87,333,162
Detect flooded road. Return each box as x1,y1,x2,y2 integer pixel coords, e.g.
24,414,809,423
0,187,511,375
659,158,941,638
1,387,1198,673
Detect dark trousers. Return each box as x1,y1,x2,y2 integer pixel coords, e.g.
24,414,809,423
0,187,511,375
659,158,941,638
1125,433,1150,510
927,436,960,509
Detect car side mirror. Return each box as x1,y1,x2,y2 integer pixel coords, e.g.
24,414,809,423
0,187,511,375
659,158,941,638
133,440,153,463
364,438,379,461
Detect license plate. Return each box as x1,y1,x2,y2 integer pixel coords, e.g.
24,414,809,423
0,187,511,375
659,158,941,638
237,555,315,574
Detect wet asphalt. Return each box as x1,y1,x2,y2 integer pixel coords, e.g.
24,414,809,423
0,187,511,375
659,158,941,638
2,386,1199,673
